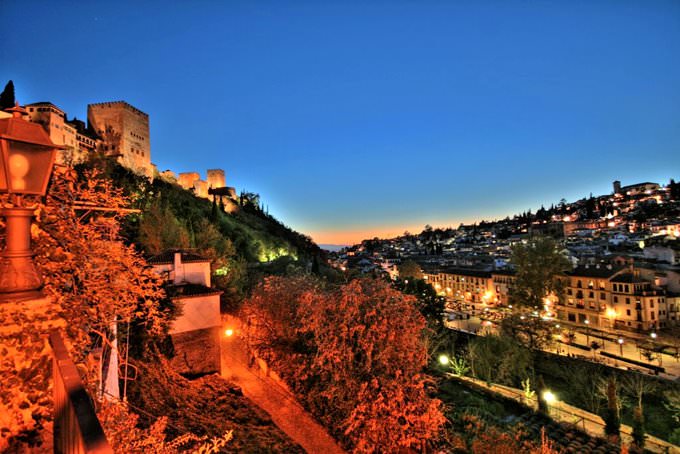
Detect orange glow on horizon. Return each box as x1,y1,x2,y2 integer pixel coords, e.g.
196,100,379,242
309,225,426,247
308,218,481,246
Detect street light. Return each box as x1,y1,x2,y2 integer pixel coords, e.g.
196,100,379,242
618,338,624,356
542,390,558,416
224,328,234,337
438,354,450,366
0,103,62,302
543,390,556,405
584,319,590,344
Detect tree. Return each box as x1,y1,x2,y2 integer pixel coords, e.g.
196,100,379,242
563,363,604,414
0,80,15,110
398,260,423,280
509,236,571,309
468,335,532,387
500,313,554,350
1,168,168,450
621,372,657,414
137,203,191,255
631,407,645,451
243,277,445,452
603,378,621,440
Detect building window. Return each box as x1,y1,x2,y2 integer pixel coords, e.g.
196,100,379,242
600,292,606,300
626,309,631,316
626,298,630,304
650,301,654,308
614,296,618,303
589,291,594,298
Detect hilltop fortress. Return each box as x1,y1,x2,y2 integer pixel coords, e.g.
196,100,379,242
10,98,236,207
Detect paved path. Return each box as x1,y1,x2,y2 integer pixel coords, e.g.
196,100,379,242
220,332,345,454
453,375,679,453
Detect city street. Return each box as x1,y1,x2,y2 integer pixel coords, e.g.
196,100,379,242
445,309,680,381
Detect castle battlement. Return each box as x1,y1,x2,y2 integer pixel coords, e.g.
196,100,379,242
88,101,149,118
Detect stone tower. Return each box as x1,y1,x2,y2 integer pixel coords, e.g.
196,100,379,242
88,101,152,178
207,169,226,189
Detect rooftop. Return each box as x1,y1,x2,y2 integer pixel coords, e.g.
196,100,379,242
566,265,625,278
611,273,650,284
147,249,210,265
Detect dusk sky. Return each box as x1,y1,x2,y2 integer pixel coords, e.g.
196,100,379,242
2,1,679,245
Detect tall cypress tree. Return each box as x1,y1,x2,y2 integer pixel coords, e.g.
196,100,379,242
0,80,15,110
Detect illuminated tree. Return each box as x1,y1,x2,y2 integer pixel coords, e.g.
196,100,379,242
398,259,423,279
0,168,167,450
243,277,445,452
509,236,570,309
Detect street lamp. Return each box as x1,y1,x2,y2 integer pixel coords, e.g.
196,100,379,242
438,354,450,366
0,103,61,302
618,338,624,356
542,390,558,417
584,319,590,344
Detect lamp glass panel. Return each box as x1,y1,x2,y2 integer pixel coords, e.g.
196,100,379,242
7,142,54,195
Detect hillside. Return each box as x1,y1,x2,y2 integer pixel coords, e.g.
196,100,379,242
76,157,323,266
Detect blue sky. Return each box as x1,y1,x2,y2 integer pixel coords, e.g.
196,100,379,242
2,1,679,244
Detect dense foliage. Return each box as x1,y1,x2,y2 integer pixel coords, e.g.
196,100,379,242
242,276,445,452
0,168,167,450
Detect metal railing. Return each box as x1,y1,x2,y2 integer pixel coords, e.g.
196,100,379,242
50,331,113,454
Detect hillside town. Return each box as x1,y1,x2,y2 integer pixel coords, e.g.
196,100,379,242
336,179,680,333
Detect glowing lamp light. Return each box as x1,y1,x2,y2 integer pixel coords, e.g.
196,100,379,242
438,354,450,366
542,390,556,405
225,328,234,337
650,332,657,340
618,338,624,345
606,308,617,319
0,105,60,195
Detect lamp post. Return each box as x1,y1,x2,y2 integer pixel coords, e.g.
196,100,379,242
584,319,590,345
0,103,61,302
618,338,624,356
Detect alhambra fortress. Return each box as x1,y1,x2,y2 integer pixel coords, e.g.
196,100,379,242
0,99,237,210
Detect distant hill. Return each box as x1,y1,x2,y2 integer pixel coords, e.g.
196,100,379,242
319,244,348,252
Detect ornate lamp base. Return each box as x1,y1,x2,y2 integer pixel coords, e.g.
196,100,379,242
0,207,43,302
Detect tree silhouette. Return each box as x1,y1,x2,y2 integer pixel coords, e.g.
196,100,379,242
0,80,15,110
